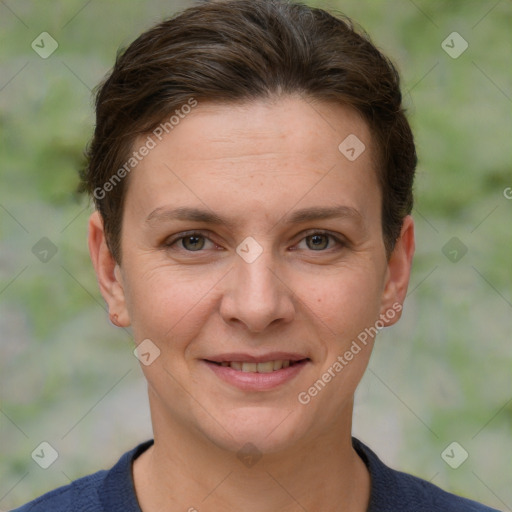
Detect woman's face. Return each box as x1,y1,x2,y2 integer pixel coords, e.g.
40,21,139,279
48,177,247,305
91,95,413,454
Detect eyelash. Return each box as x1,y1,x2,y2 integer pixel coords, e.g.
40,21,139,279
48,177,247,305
164,230,346,253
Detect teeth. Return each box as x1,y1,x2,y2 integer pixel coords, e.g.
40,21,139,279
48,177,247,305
221,360,297,372
257,361,275,373
242,362,257,372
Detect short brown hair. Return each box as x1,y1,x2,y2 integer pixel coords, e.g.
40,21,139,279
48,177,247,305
80,0,416,263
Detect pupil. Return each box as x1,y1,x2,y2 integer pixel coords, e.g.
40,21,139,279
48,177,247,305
185,235,204,250
309,234,327,250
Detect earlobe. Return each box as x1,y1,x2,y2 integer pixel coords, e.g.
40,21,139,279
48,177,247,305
88,211,131,327
379,215,415,327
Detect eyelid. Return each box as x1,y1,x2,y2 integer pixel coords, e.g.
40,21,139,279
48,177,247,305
294,229,346,249
164,230,217,248
164,229,346,251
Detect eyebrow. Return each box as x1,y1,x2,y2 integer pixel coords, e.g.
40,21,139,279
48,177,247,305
145,205,363,230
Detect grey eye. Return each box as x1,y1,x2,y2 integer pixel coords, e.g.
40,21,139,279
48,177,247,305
305,234,330,250
181,234,206,251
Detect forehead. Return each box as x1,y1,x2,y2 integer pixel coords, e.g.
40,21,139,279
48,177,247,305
156,97,374,167
124,96,380,229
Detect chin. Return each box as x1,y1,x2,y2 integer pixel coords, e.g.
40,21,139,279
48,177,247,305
200,405,311,456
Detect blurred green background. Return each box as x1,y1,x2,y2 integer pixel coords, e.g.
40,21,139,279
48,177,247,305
1,0,510,509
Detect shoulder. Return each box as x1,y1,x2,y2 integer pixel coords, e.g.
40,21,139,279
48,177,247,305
9,470,105,511
352,438,500,512
10,440,153,512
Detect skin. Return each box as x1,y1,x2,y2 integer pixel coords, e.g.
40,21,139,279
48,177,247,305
88,95,415,511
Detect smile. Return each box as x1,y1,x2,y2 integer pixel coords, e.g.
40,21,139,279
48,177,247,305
203,357,311,391
213,360,305,372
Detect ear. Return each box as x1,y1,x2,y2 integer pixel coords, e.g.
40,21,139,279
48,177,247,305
88,211,131,327
379,215,415,326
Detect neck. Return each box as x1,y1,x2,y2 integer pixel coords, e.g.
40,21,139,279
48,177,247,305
133,394,370,511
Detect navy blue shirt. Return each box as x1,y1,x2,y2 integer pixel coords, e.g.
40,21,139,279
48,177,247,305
11,438,499,511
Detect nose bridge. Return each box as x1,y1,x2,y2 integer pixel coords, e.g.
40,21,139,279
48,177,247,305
220,239,294,331
238,249,278,300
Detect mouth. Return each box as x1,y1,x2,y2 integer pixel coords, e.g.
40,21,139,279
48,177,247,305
206,359,309,373
203,354,311,391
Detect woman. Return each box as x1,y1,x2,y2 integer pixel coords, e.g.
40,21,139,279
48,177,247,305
13,0,499,510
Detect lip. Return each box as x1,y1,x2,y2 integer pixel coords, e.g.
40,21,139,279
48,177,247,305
203,356,310,391
204,352,308,363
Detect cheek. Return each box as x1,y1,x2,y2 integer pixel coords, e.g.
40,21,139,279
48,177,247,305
302,266,384,336
122,262,218,344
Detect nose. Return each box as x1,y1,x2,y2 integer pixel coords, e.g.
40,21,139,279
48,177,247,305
219,248,296,334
